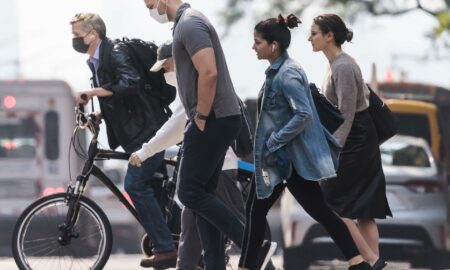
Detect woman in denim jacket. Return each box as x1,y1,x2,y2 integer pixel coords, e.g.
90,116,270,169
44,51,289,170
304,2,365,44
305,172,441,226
238,14,371,270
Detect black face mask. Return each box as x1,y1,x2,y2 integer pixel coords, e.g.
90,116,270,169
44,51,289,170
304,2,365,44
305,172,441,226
72,37,90,53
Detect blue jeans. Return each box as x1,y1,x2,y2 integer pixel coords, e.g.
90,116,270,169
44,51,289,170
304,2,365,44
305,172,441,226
178,115,243,270
124,150,175,253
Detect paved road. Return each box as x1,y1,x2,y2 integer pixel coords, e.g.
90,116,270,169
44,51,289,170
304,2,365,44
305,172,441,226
0,254,430,270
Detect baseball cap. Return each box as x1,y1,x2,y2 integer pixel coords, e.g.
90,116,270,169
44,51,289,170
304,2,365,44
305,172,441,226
150,40,173,72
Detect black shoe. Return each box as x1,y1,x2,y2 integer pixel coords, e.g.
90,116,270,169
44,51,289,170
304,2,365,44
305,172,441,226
140,249,177,269
373,258,387,270
348,261,372,270
255,240,277,270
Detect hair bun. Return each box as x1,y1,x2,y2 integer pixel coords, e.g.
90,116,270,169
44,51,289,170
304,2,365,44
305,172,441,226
286,14,301,29
277,14,287,28
346,28,353,42
277,14,301,29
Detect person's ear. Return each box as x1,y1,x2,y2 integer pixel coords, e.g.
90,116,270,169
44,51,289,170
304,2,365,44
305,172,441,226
326,32,334,42
271,41,280,53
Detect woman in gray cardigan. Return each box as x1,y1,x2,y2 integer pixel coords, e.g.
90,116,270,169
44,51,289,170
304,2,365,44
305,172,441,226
308,13,391,270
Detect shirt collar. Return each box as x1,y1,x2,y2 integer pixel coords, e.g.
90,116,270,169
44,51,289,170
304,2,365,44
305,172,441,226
89,40,102,63
265,51,289,75
173,2,191,33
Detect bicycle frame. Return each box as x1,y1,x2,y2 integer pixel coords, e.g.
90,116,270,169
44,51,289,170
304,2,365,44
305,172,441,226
59,109,142,243
11,104,193,270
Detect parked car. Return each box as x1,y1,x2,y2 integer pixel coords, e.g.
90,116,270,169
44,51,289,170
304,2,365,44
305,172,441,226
280,135,450,269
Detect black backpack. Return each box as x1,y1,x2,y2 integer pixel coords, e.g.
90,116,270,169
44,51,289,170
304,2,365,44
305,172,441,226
117,37,177,116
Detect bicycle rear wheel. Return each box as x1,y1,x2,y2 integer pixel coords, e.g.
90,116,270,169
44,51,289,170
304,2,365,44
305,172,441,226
12,193,112,270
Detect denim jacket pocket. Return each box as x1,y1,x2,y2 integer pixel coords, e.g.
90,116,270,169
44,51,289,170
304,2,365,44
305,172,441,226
264,89,283,111
263,94,276,110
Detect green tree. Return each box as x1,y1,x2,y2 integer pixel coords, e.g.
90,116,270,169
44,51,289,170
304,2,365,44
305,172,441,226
221,0,450,42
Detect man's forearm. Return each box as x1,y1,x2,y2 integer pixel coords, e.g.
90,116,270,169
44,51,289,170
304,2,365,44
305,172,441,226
91,87,113,97
196,72,217,116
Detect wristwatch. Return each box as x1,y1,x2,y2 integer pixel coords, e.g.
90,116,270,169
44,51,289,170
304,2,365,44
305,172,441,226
195,111,208,121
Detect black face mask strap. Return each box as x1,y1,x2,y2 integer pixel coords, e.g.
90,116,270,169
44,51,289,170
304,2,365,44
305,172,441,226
81,29,93,40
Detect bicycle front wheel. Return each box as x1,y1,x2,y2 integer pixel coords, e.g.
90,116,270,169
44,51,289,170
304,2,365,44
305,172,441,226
12,193,112,270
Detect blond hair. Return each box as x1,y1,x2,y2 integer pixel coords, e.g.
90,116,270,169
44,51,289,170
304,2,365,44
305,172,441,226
70,13,106,38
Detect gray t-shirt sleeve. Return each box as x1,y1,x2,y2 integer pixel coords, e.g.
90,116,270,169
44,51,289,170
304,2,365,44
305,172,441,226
180,15,213,57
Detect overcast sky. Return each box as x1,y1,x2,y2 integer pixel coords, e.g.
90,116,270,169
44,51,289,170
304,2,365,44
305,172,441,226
1,0,449,99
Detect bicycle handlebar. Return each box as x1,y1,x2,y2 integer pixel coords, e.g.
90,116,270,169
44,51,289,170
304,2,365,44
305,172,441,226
78,93,88,113
80,93,89,101
97,150,130,160
73,103,130,161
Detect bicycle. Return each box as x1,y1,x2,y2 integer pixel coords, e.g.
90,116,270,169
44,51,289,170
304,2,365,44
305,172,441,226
11,105,181,270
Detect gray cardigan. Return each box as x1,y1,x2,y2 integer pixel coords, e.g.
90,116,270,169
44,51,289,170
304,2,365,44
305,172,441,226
323,52,370,146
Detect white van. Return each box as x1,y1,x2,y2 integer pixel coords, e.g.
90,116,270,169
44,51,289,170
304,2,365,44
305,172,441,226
0,80,83,254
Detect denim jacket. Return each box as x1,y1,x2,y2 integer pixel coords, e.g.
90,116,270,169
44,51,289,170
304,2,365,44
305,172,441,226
254,52,342,199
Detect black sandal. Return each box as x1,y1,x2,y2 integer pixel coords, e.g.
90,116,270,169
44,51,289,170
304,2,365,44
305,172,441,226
349,261,372,270
373,258,387,270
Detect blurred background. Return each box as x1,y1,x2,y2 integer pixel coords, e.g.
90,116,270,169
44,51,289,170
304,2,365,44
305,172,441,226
1,0,449,96
1,0,450,269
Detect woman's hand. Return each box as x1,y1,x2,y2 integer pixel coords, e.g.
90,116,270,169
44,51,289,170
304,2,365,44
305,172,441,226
129,153,142,167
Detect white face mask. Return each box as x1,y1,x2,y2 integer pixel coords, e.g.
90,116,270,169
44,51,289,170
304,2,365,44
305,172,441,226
164,71,178,88
149,0,169,24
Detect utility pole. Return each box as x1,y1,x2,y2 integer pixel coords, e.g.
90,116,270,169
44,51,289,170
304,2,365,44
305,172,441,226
370,62,379,94
0,0,20,79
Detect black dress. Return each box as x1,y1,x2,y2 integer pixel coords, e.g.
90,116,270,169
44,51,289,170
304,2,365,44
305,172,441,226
321,109,392,219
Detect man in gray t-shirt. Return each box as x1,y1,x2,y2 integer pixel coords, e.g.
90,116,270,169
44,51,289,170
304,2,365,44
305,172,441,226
172,8,240,119
145,1,244,269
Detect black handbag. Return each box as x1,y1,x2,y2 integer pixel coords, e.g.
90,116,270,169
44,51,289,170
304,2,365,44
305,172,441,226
232,99,254,158
309,83,344,134
367,85,398,144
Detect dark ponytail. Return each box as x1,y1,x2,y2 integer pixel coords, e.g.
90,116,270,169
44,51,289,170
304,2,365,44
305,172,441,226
313,13,353,47
255,14,301,52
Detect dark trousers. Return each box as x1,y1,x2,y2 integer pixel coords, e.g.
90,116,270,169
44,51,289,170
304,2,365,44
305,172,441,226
177,170,246,270
239,169,360,268
178,114,243,270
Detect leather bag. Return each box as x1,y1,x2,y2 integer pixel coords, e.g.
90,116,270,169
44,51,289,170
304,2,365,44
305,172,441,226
310,83,344,134
367,85,398,144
